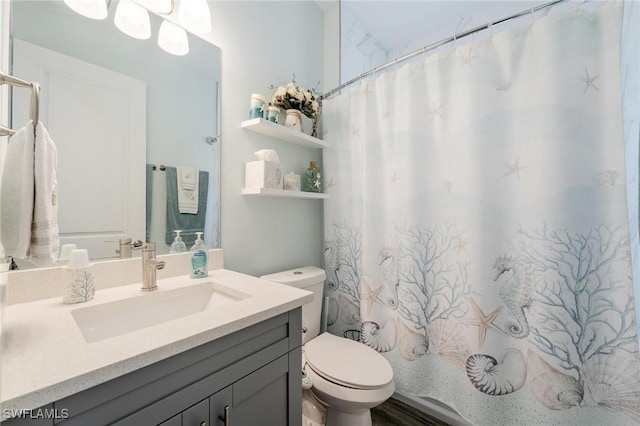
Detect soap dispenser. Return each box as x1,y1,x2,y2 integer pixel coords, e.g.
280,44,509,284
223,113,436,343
189,232,208,278
170,230,187,253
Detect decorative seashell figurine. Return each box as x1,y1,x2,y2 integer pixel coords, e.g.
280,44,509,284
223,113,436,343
284,172,301,191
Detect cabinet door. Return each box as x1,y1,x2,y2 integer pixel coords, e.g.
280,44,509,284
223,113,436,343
209,386,232,426
182,399,209,426
230,355,289,426
158,413,181,426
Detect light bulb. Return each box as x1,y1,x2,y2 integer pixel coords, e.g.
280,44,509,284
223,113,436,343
158,20,189,56
114,0,151,40
63,0,109,20
178,0,212,35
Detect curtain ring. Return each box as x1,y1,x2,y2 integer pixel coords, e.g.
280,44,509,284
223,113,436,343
530,7,535,25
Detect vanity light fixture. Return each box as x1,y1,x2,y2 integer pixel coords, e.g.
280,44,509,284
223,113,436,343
177,0,212,35
137,0,174,14
114,0,152,40
158,19,190,56
64,0,192,56
63,0,109,20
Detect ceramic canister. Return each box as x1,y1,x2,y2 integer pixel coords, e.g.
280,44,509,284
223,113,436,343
249,94,266,119
266,106,280,123
63,249,95,304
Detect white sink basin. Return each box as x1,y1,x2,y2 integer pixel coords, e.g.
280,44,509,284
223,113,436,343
71,282,251,343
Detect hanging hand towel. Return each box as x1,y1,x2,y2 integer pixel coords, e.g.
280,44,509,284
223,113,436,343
165,166,209,246
29,122,59,267
178,166,197,191
177,166,199,214
0,121,35,259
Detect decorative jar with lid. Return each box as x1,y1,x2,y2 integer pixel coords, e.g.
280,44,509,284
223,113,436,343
303,161,321,192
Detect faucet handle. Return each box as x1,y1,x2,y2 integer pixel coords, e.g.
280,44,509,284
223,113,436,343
105,238,143,258
142,242,157,252
133,241,153,251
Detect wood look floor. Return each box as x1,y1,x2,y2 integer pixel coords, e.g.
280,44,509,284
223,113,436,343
371,398,452,426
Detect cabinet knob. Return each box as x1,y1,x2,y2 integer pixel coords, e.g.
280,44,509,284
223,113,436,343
302,326,308,333
199,422,207,426
218,405,231,426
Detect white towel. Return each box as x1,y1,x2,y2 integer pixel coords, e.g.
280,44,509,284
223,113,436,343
178,167,197,190
30,122,59,266
177,166,199,214
1,121,35,259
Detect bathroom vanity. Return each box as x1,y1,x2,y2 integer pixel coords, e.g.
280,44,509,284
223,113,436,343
1,257,313,426
4,310,302,426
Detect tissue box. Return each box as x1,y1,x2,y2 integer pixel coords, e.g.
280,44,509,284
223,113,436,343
245,160,283,189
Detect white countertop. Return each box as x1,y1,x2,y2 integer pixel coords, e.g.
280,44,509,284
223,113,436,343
0,268,313,416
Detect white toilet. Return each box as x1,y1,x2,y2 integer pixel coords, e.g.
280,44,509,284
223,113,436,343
261,266,395,426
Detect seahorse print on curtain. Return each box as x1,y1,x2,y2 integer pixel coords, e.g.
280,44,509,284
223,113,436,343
493,256,533,339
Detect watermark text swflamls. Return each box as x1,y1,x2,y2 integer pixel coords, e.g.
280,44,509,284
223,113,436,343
3,408,70,420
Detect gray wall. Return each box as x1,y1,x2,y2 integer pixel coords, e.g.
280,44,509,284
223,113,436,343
209,1,326,277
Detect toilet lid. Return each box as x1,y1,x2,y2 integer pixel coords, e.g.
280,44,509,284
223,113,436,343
304,333,393,390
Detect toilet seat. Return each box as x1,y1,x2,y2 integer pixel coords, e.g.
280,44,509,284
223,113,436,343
304,333,393,390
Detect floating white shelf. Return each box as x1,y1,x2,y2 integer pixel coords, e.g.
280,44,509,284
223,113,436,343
241,118,328,149
242,187,329,199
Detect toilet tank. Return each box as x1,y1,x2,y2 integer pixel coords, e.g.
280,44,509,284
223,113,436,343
260,266,326,344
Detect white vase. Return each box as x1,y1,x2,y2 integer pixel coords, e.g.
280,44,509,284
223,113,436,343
285,109,303,131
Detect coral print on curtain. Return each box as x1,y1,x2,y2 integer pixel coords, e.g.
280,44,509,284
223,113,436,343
322,2,640,425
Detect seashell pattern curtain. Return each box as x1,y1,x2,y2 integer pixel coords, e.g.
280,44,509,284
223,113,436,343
322,2,640,425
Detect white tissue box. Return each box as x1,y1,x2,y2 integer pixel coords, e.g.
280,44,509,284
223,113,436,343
245,160,283,189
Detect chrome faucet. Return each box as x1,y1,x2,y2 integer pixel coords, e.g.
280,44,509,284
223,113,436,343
141,243,165,291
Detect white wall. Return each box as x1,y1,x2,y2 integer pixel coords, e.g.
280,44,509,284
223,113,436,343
322,1,341,92
340,3,388,84
207,1,325,277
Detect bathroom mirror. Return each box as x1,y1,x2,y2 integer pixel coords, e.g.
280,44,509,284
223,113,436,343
8,1,221,267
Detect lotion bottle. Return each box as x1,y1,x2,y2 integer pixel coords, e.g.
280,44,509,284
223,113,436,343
189,232,208,278
170,230,187,253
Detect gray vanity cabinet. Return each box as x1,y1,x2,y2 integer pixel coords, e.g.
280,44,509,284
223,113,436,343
133,354,290,426
2,309,302,426
158,414,181,426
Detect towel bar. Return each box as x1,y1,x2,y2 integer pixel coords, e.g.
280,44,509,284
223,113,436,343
0,72,40,136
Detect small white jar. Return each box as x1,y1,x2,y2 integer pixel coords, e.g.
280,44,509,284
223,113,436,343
266,106,280,123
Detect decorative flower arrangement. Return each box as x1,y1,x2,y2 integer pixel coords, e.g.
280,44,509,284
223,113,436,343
270,74,320,120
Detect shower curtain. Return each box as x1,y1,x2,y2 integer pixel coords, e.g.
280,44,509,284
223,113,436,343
322,2,640,425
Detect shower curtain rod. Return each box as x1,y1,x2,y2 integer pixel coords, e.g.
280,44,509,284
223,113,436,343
322,0,565,99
